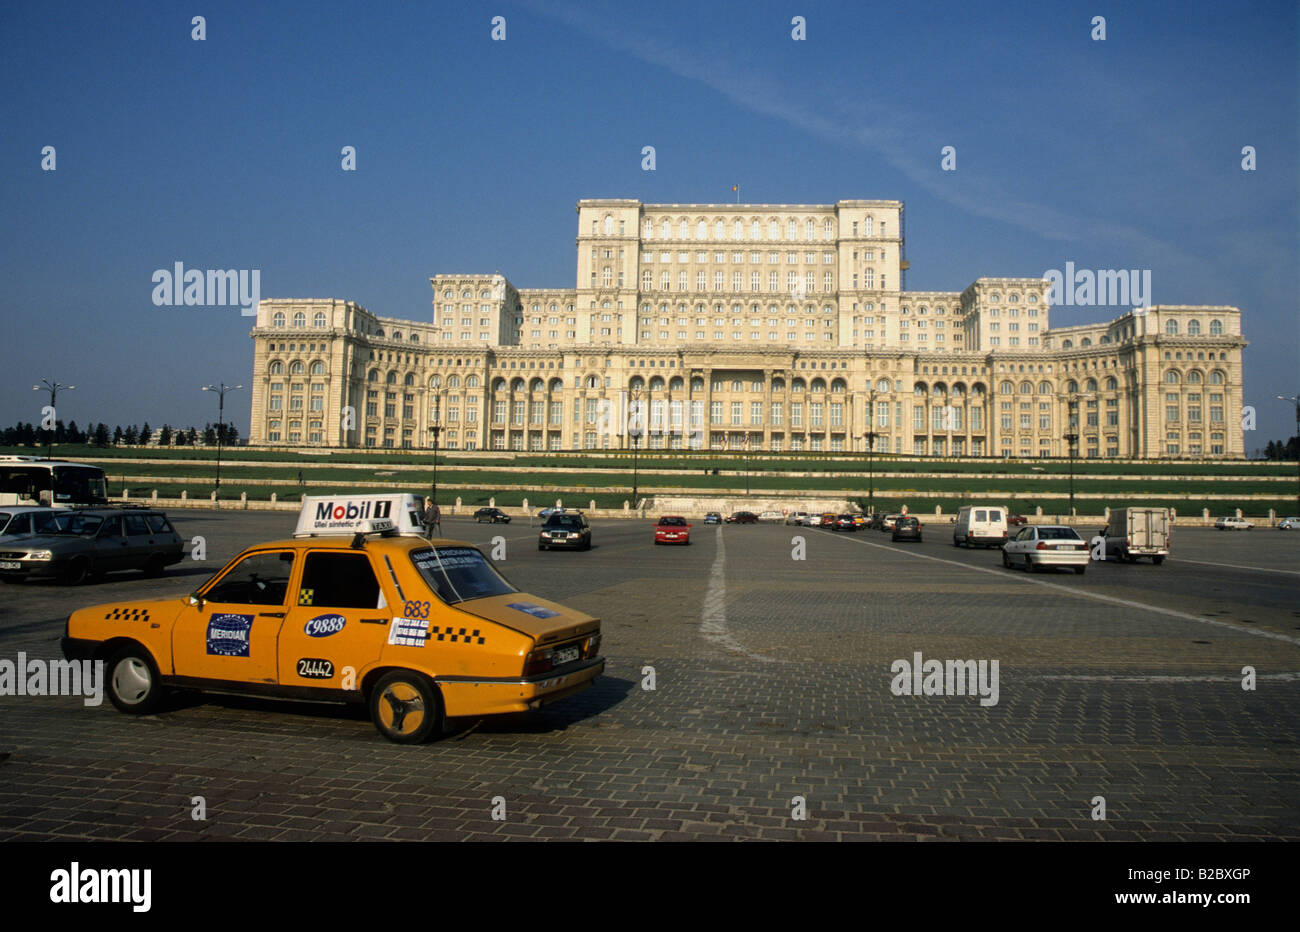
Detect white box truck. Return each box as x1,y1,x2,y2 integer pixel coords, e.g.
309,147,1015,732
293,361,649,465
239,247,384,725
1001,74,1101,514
1099,507,1170,564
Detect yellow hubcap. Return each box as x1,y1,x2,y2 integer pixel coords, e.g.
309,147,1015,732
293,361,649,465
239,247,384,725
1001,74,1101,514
378,682,426,734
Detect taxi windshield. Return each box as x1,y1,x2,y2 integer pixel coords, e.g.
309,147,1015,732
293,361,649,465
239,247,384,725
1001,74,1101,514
410,546,517,605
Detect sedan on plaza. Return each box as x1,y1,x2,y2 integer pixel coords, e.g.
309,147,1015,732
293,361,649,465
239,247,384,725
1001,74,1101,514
880,514,902,532
703,512,722,525
474,507,512,524
726,511,758,524
833,514,858,532
1278,517,1299,530
1214,516,1254,530
538,512,591,551
0,509,183,585
891,516,923,542
653,515,692,545
1002,525,1089,574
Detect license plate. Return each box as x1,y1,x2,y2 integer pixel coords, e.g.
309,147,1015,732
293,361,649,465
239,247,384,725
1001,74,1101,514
554,646,580,665
0,562,20,570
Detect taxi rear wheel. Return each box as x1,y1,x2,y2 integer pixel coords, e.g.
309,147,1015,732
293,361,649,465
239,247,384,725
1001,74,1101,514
107,647,165,714
370,671,442,744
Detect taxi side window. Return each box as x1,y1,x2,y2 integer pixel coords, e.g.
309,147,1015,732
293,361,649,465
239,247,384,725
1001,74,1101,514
124,514,150,536
145,514,174,535
206,551,295,606
298,552,381,609
96,516,124,538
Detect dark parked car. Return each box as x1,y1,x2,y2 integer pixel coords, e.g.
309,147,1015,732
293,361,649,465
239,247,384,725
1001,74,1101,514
833,514,858,531
538,512,591,551
725,511,759,524
703,512,722,525
474,507,511,524
892,516,923,542
0,508,184,585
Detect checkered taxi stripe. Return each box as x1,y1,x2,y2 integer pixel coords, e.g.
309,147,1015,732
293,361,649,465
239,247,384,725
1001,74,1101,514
431,626,485,645
104,607,151,622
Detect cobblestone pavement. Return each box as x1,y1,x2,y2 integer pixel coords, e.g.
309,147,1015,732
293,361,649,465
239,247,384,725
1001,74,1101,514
1,510,1297,841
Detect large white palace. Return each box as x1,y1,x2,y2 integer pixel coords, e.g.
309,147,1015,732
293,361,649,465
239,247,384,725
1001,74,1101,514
247,198,1247,459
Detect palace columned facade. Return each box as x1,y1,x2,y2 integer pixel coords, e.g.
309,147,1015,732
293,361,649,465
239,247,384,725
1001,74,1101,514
248,198,1247,459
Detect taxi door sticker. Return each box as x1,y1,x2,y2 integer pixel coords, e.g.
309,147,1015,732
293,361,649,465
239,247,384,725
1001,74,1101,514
206,614,254,657
388,617,430,647
508,602,560,619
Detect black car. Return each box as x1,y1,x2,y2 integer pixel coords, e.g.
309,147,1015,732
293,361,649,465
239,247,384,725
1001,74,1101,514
538,512,591,550
833,514,858,531
726,511,759,524
474,507,511,524
0,508,184,585
892,516,923,542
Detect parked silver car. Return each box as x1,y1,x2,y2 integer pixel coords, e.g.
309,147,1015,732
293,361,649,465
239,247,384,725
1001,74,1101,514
0,508,184,585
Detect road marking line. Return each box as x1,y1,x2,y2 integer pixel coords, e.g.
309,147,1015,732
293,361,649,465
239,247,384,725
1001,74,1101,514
1028,671,1300,683
702,527,777,663
820,530,1300,647
1171,558,1300,577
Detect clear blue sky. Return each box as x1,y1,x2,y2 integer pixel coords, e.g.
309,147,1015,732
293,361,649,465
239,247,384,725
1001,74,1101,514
1,0,1296,447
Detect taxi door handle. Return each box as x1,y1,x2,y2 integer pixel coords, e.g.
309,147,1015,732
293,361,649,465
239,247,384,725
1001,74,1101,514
361,617,387,624
258,611,286,618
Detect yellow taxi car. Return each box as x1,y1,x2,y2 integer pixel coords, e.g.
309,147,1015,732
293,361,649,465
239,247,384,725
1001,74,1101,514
60,494,604,743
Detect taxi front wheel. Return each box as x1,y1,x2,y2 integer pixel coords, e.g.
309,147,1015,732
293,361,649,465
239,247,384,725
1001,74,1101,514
107,647,166,715
370,671,443,744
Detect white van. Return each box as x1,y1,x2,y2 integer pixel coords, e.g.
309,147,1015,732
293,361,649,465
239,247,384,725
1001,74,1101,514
1100,507,1170,564
953,504,1009,548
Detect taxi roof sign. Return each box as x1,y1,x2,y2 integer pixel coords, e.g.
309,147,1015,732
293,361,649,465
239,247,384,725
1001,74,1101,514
295,493,426,538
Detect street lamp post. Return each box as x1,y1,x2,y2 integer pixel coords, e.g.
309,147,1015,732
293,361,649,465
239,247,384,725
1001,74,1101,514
1280,395,1300,513
201,383,242,501
1058,391,1094,519
863,389,878,508
629,389,643,506
429,397,443,505
32,379,75,460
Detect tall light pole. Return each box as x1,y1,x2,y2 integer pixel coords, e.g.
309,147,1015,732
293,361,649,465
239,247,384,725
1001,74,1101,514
202,383,242,500
429,395,443,506
628,388,643,506
1058,391,1095,518
33,379,74,460
863,389,878,508
1280,395,1300,513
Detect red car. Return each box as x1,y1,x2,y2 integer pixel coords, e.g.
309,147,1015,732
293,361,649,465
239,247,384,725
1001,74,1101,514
654,515,692,544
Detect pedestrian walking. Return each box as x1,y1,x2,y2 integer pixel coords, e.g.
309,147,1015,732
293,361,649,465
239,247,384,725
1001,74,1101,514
422,499,442,539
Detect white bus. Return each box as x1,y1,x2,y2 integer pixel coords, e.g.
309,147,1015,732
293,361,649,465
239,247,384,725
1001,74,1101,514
0,456,109,508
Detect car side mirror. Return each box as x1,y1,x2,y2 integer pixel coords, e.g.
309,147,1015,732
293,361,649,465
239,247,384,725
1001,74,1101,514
188,593,204,609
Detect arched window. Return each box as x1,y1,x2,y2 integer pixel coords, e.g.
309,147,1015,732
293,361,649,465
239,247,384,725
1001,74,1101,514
831,378,847,393
309,361,325,376
772,378,786,392
914,383,928,397
649,376,665,391
697,220,707,239
603,215,613,234
810,378,826,393
1188,319,1201,335
429,375,441,388
511,378,526,392
272,311,286,327
404,373,415,386
293,311,306,327
1165,319,1179,335
669,376,684,391
1187,370,1203,384
1066,380,1079,393
1104,376,1118,390
1210,319,1223,335
365,368,377,382
690,376,704,392
1018,381,1033,394
1062,339,1073,348
289,361,305,376
1164,370,1180,384
385,371,397,384
530,378,544,392
1209,371,1225,385
269,361,285,376
392,331,403,341
1085,378,1098,392
876,378,891,393
792,378,806,392
1038,381,1052,394
999,380,1014,395
1080,337,1092,347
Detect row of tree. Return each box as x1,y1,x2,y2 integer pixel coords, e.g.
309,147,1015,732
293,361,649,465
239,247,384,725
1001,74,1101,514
1262,438,1300,460
2,421,240,448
